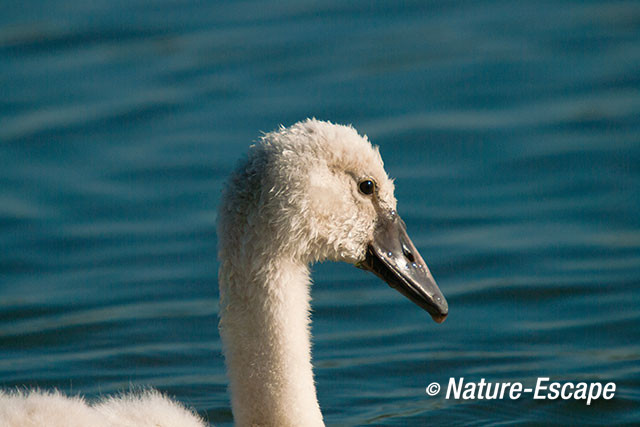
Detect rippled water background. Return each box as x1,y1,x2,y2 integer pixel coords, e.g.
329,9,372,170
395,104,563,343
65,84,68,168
1,1,639,425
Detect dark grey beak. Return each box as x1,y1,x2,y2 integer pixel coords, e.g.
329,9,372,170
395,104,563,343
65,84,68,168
357,212,448,323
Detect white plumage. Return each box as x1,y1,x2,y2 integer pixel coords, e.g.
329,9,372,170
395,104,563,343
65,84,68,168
0,389,204,427
217,119,396,427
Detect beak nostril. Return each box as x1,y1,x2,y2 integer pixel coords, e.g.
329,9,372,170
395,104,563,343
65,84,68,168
402,243,415,263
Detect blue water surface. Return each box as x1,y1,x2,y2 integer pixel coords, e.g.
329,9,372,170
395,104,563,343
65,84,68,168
1,1,639,425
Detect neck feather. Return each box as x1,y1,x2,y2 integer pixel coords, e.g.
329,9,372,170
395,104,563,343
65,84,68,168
219,256,324,427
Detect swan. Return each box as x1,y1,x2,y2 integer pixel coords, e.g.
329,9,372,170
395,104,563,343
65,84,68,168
0,119,448,426
218,119,447,426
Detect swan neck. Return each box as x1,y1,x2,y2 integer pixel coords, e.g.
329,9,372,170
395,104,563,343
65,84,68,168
219,258,324,427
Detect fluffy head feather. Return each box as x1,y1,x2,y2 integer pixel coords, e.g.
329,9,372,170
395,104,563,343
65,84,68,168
219,118,397,268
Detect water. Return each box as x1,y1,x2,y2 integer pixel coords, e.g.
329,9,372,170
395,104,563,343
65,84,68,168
1,1,639,425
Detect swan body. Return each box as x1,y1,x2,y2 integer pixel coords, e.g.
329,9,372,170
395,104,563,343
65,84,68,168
0,119,447,426
0,389,204,427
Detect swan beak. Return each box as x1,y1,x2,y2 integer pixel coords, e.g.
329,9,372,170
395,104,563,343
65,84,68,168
357,214,448,323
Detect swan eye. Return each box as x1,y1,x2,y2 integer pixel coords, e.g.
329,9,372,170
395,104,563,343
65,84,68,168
358,179,375,195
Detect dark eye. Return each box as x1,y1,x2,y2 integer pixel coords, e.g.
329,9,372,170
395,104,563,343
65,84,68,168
358,179,375,195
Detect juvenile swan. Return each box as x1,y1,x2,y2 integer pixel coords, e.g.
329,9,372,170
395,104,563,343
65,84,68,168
218,119,447,426
0,119,447,427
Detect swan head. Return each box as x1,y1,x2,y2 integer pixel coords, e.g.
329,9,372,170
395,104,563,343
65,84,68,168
220,119,448,322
